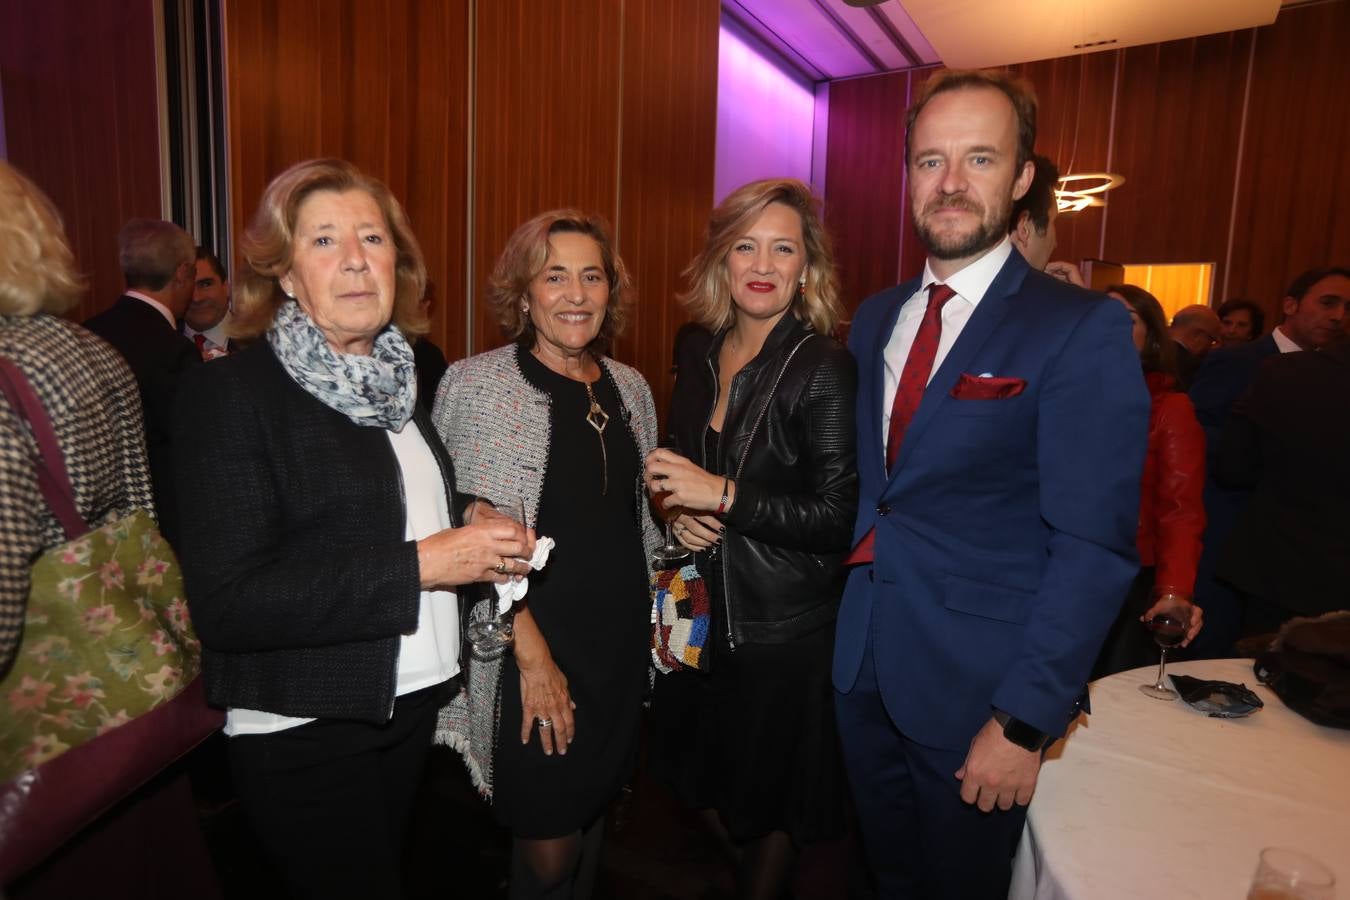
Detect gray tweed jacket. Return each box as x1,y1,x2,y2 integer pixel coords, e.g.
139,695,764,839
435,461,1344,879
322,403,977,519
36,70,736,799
429,343,661,794
0,315,154,674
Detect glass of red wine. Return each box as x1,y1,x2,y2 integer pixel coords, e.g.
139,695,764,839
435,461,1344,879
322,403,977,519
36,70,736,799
650,438,692,570
1139,597,1193,700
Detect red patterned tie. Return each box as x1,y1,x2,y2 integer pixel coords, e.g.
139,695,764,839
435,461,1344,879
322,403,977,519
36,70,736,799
846,283,957,565
193,333,208,360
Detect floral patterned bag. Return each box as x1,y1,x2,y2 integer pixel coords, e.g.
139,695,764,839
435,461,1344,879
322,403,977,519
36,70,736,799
0,357,206,780
0,357,221,882
1,511,201,780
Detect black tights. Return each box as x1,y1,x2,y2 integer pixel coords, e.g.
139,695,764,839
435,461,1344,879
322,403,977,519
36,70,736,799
700,809,799,900
509,817,606,900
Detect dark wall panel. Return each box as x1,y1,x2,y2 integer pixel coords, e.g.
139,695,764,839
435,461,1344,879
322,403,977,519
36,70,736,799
1229,0,1350,319
613,0,720,424
0,0,162,321
470,0,624,354
225,0,471,359
823,71,909,314
1104,32,1250,280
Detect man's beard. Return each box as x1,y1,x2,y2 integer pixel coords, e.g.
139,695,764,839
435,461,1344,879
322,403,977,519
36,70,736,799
913,192,1012,261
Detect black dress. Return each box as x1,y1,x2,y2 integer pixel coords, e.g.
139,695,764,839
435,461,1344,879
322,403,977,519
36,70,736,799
491,347,651,838
649,428,846,845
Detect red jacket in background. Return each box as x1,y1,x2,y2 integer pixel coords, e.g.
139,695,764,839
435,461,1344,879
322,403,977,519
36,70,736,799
1137,371,1206,595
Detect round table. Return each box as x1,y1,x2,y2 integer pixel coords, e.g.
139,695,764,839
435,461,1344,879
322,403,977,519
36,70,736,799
1009,658,1349,899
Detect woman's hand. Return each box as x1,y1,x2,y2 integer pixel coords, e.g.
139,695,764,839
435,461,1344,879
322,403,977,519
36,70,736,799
644,448,729,515
671,512,723,551
1139,595,1205,647
514,609,576,755
416,517,532,589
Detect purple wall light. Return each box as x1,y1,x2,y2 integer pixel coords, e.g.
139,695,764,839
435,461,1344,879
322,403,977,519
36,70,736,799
715,18,820,204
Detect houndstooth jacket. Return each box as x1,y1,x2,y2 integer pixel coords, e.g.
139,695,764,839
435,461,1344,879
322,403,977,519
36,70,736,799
429,343,661,795
0,315,154,674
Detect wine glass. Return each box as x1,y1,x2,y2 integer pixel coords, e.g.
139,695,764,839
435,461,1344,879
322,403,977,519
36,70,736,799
650,438,693,570
1247,847,1336,899
1138,596,1192,700
466,495,526,659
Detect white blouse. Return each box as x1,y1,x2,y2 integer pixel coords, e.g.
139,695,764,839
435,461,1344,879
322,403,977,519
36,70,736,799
224,421,460,736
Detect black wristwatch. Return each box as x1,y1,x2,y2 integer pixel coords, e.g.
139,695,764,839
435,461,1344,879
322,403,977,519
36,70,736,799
993,710,1050,752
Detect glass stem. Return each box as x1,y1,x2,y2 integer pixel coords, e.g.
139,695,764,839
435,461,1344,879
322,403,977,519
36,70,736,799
1155,648,1169,689
665,521,676,548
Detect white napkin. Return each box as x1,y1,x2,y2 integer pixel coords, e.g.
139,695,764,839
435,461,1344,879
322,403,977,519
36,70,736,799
493,536,555,614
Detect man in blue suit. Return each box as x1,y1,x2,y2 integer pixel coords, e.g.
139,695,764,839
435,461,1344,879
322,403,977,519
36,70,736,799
833,69,1150,898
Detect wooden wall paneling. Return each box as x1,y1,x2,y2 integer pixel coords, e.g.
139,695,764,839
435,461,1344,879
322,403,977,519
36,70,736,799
1012,52,1117,270
823,71,909,318
1104,31,1250,293
224,0,470,360
472,0,623,354
612,0,720,425
1229,0,1350,318
397,0,470,361
0,0,162,321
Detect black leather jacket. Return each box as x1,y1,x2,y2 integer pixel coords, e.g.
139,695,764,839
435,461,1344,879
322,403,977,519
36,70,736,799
668,313,858,646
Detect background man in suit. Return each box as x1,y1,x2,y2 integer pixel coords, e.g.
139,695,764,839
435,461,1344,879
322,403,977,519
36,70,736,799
1186,266,1350,655
1168,304,1222,389
184,246,235,360
84,218,201,543
833,69,1148,899
1214,334,1350,635
1007,152,1084,287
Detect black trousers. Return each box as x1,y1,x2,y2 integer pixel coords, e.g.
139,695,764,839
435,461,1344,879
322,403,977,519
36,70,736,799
227,684,445,900
836,636,1028,899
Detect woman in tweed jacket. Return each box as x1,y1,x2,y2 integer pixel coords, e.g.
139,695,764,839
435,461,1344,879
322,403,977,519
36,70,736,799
0,161,155,675
172,160,533,900
433,210,659,899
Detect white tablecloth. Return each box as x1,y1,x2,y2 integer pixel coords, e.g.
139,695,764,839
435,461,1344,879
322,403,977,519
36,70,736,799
1010,658,1349,900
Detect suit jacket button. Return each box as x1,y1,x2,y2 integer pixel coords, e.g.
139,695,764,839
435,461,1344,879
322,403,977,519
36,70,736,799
877,504,891,516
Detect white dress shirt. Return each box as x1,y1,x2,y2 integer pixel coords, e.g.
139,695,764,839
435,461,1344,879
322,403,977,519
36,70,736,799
183,320,231,358
879,237,1014,452
225,421,460,736
123,290,177,330
1271,325,1303,354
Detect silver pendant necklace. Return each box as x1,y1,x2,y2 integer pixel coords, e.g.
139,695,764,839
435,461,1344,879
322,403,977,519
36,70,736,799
584,380,609,495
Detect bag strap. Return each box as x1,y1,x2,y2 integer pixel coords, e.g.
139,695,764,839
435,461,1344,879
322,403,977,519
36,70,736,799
731,334,815,481
0,355,88,539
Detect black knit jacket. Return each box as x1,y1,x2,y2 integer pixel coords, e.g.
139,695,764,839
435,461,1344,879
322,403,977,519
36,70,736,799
172,340,472,724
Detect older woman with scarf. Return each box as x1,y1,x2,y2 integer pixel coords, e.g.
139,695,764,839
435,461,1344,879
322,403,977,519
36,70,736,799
172,159,532,900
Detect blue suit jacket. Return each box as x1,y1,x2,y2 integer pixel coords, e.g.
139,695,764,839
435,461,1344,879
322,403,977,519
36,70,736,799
833,251,1150,749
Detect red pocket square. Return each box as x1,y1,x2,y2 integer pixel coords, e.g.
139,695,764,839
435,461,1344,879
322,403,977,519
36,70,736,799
950,373,1027,400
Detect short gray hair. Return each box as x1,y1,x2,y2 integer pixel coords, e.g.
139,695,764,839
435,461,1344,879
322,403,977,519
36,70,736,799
118,218,194,290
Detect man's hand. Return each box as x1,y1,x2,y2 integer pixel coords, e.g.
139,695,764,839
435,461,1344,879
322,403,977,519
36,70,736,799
955,717,1043,812
1044,260,1086,287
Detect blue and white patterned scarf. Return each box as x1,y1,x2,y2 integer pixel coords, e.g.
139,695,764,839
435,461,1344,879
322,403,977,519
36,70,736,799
267,299,417,430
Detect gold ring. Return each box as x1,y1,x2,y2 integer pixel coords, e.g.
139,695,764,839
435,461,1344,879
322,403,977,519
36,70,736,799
494,558,508,574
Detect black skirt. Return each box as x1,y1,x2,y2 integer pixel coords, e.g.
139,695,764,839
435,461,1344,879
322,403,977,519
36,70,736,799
648,427,846,845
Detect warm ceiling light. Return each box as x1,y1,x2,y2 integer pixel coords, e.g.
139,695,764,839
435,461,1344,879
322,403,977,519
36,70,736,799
1056,172,1126,213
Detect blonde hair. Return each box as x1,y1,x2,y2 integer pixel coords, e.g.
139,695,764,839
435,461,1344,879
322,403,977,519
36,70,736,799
0,161,86,316
681,178,841,335
231,158,428,339
487,210,632,356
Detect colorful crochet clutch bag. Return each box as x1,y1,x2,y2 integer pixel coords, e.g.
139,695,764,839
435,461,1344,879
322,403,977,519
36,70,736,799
650,563,710,673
